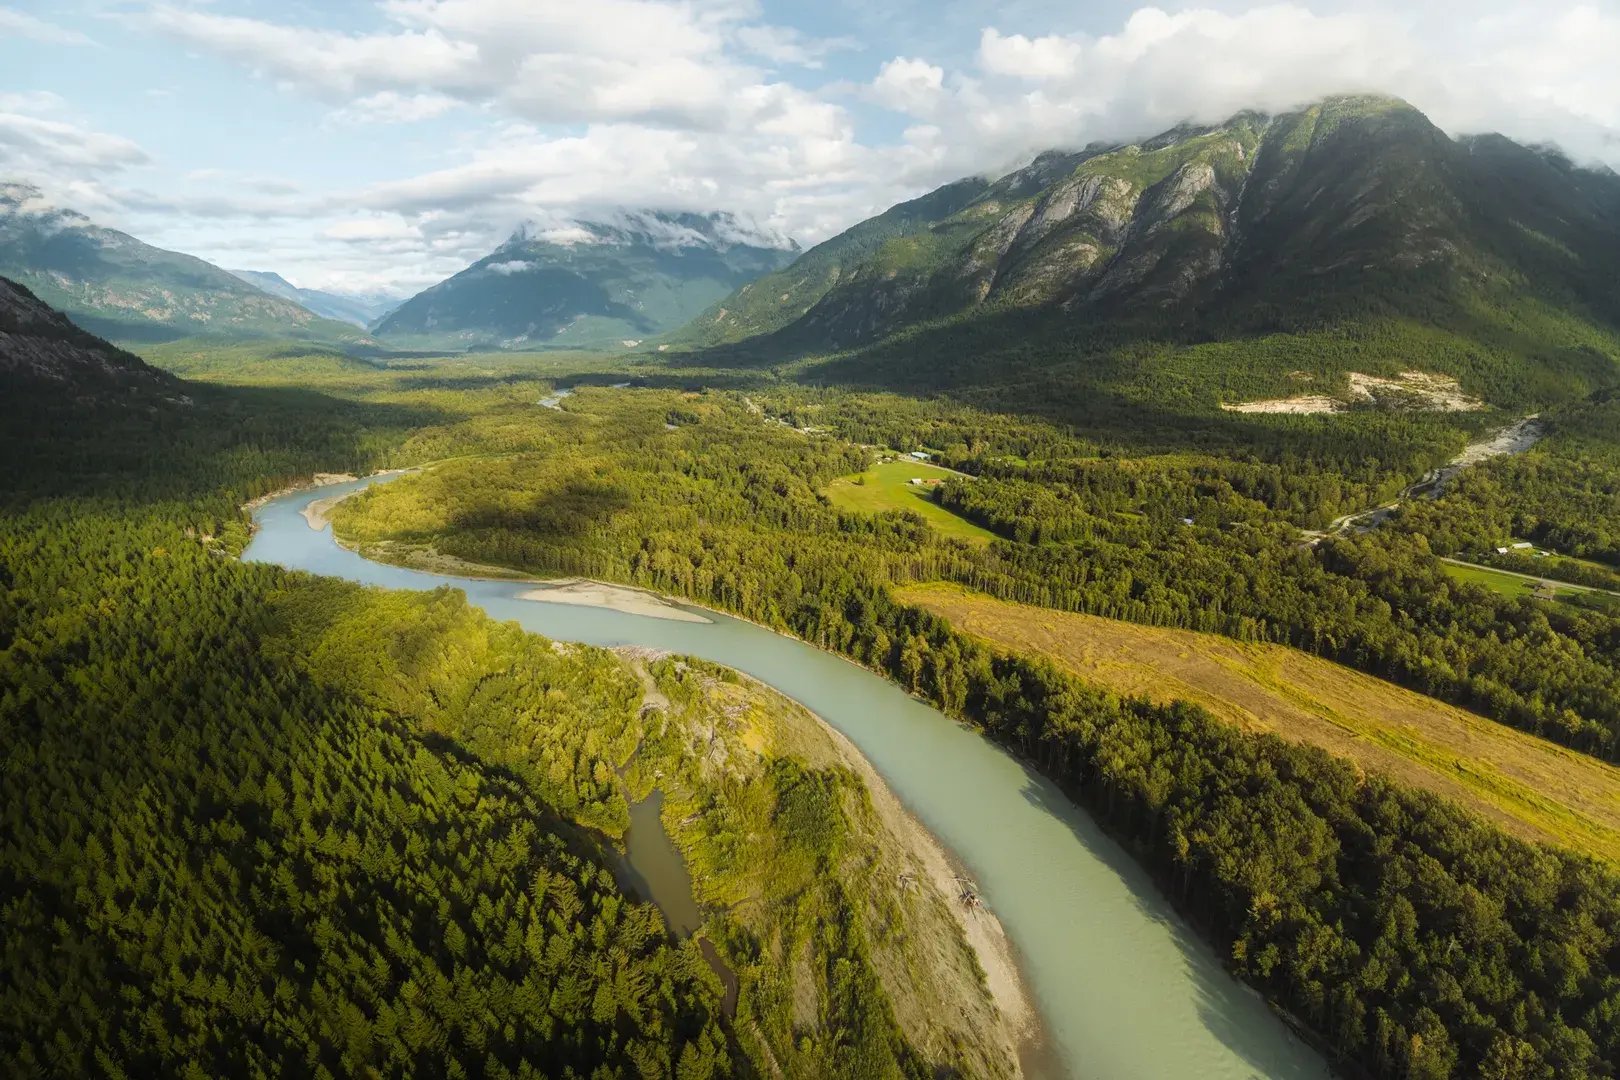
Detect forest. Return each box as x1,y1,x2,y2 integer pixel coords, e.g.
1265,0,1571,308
8,340,1620,1078
0,373,1008,1078
1389,394,1620,590
320,372,1620,1078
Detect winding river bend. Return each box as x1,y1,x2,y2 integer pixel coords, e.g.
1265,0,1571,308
246,474,1330,1080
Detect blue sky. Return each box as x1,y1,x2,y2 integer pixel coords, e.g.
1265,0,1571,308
4,1,1618,295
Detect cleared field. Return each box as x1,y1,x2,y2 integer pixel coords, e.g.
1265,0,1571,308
825,459,997,544
1439,559,1595,604
1442,560,1551,600
897,582,1620,863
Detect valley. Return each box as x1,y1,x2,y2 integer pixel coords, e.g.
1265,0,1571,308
246,473,1327,1079
5,61,1620,1080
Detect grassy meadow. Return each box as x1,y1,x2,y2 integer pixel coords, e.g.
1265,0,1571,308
897,582,1620,863
825,459,997,544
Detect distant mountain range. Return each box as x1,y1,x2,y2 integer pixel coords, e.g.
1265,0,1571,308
671,95,1620,408
0,183,359,344
374,210,799,349
227,270,401,329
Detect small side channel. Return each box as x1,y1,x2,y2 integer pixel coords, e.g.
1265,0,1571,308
615,790,739,1016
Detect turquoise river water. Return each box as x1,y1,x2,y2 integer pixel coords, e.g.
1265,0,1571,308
245,474,1331,1080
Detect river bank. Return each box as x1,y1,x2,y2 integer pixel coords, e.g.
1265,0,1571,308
242,471,359,515
262,471,716,623
520,580,712,623
617,648,1039,1075
244,474,1332,1080
773,674,1044,1071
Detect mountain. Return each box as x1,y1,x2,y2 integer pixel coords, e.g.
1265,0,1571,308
227,269,401,328
0,274,175,395
374,210,799,349
674,95,1620,407
0,183,359,344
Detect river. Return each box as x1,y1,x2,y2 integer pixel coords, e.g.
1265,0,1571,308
245,474,1331,1080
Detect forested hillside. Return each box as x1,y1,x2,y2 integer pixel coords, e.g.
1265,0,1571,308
1390,393,1620,585
0,275,173,392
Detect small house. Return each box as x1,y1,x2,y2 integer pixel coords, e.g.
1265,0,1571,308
1496,547,1510,555
1511,541,1533,550
909,451,931,461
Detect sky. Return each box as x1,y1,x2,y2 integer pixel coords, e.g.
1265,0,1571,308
3,0,1619,296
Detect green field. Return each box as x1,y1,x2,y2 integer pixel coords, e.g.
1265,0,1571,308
1441,560,1582,602
824,459,998,544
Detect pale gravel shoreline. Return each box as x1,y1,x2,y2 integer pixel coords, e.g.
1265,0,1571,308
242,471,359,516
518,580,714,623
827,721,1043,1065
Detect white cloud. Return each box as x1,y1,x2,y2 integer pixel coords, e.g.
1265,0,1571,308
331,91,460,125
324,216,424,243
145,5,479,97
0,7,96,46
0,112,148,173
145,0,828,132
485,258,534,273
733,24,858,69
868,57,946,115
977,28,1085,81
862,4,1620,184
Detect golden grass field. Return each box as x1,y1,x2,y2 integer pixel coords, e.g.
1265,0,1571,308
897,582,1620,863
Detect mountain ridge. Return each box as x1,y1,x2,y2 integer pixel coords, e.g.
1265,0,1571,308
0,183,360,344
226,269,401,329
374,208,799,349
0,274,177,396
668,95,1620,411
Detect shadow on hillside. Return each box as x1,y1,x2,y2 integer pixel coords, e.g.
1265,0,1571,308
436,475,635,546
655,308,1428,461
0,378,455,509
